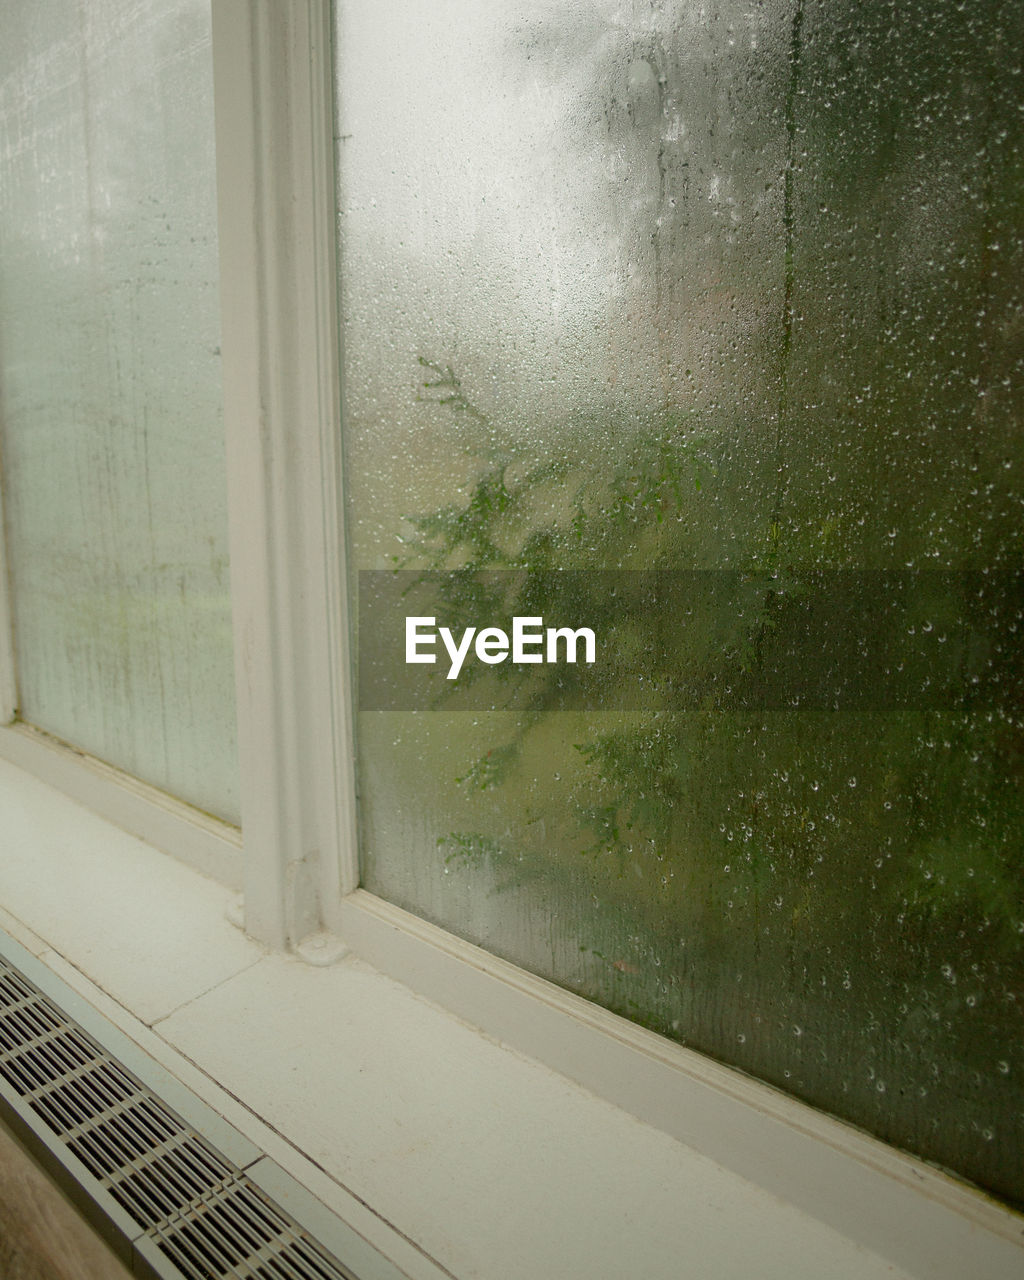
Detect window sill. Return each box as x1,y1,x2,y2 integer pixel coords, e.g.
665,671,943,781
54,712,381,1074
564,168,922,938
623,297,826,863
0,755,1020,1280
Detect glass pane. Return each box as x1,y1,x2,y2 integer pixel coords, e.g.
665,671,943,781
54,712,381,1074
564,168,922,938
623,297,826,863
0,0,238,823
336,0,1024,1204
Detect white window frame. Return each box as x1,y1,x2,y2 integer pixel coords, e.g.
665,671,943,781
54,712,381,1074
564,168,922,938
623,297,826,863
0,3,1020,1276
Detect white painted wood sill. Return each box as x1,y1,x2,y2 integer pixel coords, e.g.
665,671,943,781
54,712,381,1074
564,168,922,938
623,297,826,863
0,755,1020,1280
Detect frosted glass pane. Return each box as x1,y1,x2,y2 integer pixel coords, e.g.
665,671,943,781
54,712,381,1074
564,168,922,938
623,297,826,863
0,0,238,823
336,0,1024,1203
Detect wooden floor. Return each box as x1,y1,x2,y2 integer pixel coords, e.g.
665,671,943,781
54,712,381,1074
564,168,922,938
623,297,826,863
0,1119,132,1280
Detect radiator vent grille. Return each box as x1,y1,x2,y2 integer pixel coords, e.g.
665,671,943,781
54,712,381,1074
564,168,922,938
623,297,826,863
0,955,358,1280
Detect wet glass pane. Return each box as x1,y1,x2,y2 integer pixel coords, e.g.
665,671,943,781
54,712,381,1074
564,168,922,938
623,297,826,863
0,0,238,823
336,0,1024,1203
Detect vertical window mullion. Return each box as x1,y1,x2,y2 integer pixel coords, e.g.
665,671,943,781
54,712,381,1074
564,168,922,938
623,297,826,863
212,0,357,949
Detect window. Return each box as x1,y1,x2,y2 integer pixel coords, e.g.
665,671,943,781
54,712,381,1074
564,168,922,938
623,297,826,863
0,0,1021,1269
335,0,1024,1211
0,0,238,824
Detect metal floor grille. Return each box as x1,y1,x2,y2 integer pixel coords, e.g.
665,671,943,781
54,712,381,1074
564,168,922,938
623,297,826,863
0,956,358,1280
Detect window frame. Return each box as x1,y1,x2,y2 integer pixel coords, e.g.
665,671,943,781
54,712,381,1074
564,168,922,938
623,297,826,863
211,0,357,948
0,2,1020,1275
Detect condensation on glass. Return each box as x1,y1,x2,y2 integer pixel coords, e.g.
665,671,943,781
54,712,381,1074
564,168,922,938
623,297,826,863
335,0,1024,1204
0,0,238,823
